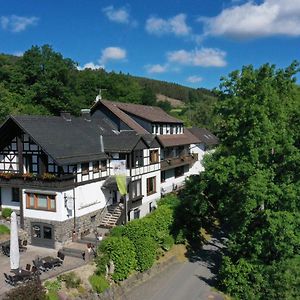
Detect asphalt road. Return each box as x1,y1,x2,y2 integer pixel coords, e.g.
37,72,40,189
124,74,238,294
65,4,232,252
123,233,226,300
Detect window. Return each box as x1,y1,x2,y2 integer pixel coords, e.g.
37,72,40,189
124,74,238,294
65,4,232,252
134,209,140,219
175,166,184,178
23,154,33,173
100,160,107,172
12,188,20,202
150,150,159,164
170,125,174,134
132,150,143,168
130,179,142,200
81,163,89,175
147,176,156,195
26,193,56,212
93,161,99,173
160,126,163,135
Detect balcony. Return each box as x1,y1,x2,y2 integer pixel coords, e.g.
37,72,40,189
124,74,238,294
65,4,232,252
128,195,143,210
161,153,198,171
0,172,76,191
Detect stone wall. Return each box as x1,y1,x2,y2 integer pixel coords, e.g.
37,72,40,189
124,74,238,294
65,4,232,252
24,206,108,248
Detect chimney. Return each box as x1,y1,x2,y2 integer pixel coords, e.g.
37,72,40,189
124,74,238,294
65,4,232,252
100,135,104,152
60,111,71,121
81,109,91,122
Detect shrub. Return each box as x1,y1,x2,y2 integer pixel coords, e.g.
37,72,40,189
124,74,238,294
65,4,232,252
95,253,110,275
158,193,180,209
122,218,155,243
2,208,13,219
44,279,62,293
3,277,47,300
110,225,125,237
0,224,10,234
147,204,174,235
99,236,137,281
134,236,157,272
89,274,109,294
58,272,81,289
174,229,186,244
161,234,174,251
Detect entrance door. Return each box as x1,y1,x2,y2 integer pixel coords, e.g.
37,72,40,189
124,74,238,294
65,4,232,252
112,191,118,204
31,223,55,248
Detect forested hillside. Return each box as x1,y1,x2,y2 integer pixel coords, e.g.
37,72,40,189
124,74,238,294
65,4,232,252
0,45,216,129
179,62,300,299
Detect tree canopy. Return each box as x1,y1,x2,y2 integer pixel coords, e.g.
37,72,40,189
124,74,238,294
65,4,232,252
180,62,300,299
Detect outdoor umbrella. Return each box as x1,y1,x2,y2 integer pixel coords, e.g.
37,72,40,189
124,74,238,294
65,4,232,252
10,211,20,270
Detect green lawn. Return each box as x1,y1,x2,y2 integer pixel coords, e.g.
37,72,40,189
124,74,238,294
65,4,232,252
0,224,10,234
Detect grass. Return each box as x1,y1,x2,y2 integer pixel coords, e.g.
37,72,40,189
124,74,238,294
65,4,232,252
0,224,10,235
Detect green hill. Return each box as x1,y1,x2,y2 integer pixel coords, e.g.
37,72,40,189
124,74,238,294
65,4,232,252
0,45,217,129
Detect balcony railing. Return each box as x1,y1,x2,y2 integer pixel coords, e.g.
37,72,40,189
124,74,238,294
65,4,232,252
161,153,198,171
0,172,75,190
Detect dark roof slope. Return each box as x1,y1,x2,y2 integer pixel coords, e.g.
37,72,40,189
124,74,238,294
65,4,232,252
93,100,148,134
3,115,147,165
187,127,219,146
157,129,200,147
100,100,182,124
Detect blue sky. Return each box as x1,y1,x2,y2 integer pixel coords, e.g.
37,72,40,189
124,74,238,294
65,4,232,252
1,0,300,89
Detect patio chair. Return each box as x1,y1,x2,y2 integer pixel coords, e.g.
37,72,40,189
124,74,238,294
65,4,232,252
33,259,46,272
4,273,10,284
2,245,10,257
8,275,20,286
26,264,31,271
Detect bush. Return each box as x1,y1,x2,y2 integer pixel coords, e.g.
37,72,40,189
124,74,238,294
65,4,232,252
89,274,109,294
0,224,10,234
161,234,175,251
44,279,62,293
158,193,180,209
3,277,47,300
58,272,81,289
2,208,13,219
99,236,137,281
134,236,157,272
110,225,125,237
174,229,186,244
147,205,174,235
95,253,110,275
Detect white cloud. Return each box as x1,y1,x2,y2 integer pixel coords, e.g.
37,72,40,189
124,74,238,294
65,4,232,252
102,5,129,24
13,51,24,57
77,62,104,70
186,75,203,83
145,64,168,74
0,15,38,32
200,0,300,39
146,13,191,36
167,48,227,67
99,47,127,64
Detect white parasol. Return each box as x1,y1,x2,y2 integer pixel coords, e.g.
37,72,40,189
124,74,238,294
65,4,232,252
10,211,20,270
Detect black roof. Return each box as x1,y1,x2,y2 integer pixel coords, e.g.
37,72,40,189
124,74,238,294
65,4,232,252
0,114,149,165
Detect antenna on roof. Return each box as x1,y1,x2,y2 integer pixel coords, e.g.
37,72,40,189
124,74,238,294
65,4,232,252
95,88,107,103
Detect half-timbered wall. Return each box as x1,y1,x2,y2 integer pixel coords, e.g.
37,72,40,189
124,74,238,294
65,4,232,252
0,137,18,172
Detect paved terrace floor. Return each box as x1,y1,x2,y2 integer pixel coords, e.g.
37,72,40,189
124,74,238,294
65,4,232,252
0,245,86,299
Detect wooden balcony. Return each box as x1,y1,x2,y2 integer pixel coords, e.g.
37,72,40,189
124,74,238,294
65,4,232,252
161,153,198,171
0,173,75,191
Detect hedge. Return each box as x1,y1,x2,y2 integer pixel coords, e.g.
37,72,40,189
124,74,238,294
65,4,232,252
99,237,137,281
134,236,157,272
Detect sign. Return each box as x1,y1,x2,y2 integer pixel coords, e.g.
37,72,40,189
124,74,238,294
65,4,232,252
65,196,74,210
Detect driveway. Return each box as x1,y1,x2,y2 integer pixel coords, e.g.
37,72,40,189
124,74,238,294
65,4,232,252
123,231,227,300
